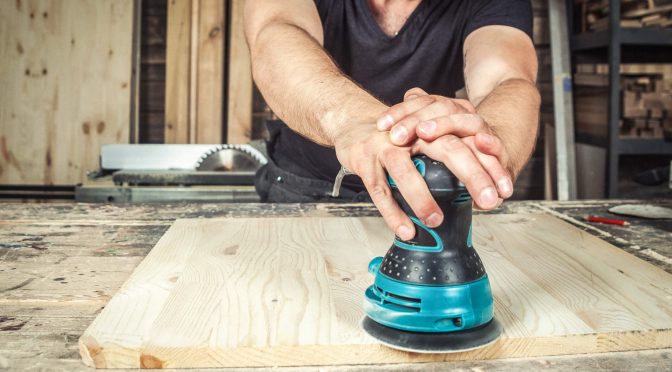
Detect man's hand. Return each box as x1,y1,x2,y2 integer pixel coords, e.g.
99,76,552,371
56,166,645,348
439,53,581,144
375,88,513,209
332,122,446,241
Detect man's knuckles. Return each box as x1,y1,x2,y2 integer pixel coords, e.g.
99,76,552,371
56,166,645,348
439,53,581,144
466,171,492,190
453,98,477,113
391,95,434,116
404,87,428,100
436,135,463,152
368,183,390,202
379,145,406,164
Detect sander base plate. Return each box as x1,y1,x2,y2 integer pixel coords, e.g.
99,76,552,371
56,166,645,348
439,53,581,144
361,316,502,353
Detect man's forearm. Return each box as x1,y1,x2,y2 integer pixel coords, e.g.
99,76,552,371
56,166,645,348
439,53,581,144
475,78,541,179
250,23,387,146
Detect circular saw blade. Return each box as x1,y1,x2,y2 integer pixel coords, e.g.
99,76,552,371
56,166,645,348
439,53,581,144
195,145,267,172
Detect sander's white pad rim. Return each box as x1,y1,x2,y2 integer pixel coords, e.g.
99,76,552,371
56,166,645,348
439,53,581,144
360,317,502,354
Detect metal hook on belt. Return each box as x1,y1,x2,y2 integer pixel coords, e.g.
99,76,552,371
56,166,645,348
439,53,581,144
330,166,354,198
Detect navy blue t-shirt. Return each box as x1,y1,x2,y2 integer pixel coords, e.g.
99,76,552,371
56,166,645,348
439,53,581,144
269,0,533,190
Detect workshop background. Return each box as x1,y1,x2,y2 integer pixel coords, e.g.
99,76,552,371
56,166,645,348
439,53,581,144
0,0,670,201
2,1,672,371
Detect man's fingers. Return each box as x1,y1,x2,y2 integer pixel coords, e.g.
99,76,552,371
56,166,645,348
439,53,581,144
381,148,443,228
462,137,513,198
403,87,429,101
473,197,503,211
417,136,499,210
360,165,415,240
475,132,506,161
452,98,477,113
389,101,465,145
413,115,513,198
477,152,513,198
377,95,436,131
416,114,485,141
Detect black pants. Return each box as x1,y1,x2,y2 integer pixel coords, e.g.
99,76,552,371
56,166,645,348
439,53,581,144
254,122,370,203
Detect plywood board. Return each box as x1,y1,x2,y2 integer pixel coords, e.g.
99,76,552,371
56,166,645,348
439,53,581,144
0,0,134,185
79,214,672,368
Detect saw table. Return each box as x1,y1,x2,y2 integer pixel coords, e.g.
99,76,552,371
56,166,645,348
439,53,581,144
1,200,671,371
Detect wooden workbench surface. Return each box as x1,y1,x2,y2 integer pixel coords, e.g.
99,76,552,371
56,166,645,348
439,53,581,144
1,200,671,371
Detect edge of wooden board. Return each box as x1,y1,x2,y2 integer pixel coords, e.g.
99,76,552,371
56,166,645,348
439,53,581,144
78,329,672,368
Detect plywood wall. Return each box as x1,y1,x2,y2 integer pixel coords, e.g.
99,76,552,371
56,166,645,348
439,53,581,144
0,0,134,185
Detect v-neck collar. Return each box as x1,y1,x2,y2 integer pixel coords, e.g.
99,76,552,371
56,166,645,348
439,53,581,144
359,0,427,42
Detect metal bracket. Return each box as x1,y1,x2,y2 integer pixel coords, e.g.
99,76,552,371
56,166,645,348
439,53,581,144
330,166,354,198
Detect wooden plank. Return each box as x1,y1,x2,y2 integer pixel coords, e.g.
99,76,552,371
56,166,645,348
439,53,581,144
164,0,225,144
194,0,225,143
0,0,134,185
164,0,192,144
188,0,199,143
226,0,253,144
79,214,672,368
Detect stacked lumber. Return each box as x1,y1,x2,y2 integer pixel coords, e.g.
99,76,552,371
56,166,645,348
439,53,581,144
621,75,672,138
577,0,672,32
574,68,672,139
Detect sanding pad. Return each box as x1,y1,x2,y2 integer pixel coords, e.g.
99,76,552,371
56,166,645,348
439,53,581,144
361,317,502,353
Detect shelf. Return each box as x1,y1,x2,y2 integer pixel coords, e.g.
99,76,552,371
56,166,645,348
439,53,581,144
575,133,672,155
572,28,672,51
572,29,672,64
618,138,672,155
567,0,672,198
572,31,610,51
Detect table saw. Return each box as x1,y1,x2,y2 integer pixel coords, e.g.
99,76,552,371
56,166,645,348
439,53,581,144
75,143,268,203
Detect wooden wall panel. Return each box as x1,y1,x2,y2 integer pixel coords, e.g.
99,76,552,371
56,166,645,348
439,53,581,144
164,0,226,144
195,0,226,143
0,0,134,185
164,0,192,143
227,0,253,144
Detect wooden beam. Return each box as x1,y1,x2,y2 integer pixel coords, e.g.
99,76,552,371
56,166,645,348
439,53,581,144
226,0,253,144
165,0,192,144
164,0,226,144
195,0,225,143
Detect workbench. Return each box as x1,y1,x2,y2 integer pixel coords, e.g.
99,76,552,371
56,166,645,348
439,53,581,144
1,200,671,371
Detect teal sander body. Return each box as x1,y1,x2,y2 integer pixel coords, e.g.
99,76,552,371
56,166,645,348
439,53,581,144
362,155,502,353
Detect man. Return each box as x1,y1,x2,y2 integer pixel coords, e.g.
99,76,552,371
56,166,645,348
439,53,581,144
246,0,540,241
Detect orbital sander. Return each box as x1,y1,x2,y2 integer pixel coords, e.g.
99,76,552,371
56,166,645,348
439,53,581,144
362,155,501,353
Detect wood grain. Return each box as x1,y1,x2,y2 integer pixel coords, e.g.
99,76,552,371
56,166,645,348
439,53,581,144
79,214,672,368
194,0,225,143
226,0,253,144
164,0,193,144
0,0,133,185
164,0,225,144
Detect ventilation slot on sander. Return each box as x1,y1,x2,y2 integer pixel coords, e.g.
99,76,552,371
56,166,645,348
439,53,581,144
372,286,421,313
